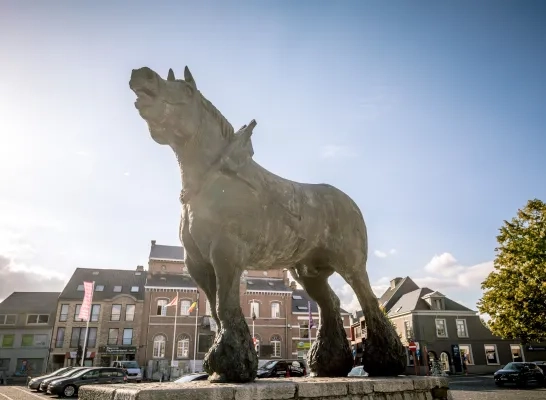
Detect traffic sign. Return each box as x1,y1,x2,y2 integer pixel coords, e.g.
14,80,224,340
408,341,417,351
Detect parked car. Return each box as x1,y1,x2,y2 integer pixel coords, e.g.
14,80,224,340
493,362,545,387
39,367,90,392
112,361,142,383
348,366,368,377
47,367,127,397
256,360,307,378
28,367,74,391
533,361,546,374
174,373,209,383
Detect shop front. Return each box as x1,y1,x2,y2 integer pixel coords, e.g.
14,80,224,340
64,351,96,367
98,345,137,367
296,341,311,360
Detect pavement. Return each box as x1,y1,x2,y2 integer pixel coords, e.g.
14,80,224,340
1,376,545,400
449,374,546,399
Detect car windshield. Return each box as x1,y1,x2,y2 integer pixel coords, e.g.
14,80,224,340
69,368,93,378
261,361,278,370
52,367,71,376
121,362,139,368
504,363,523,370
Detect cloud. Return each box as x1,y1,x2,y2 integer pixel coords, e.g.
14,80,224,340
124,172,130,176
422,253,494,289
374,248,397,258
319,145,356,159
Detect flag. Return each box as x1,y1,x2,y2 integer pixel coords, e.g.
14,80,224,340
308,301,315,329
78,281,94,321
188,301,197,313
166,294,178,307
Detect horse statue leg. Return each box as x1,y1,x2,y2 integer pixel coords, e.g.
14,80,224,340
338,266,406,376
202,238,258,383
291,265,353,377
184,257,220,331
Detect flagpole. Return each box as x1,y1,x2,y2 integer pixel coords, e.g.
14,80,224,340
80,281,94,367
192,292,200,373
171,293,178,369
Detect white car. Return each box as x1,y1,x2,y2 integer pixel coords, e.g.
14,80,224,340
112,361,142,383
348,366,368,377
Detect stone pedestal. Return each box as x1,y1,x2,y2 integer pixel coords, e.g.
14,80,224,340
79,376,452,400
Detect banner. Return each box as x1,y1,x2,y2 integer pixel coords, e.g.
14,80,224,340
78,281,94,321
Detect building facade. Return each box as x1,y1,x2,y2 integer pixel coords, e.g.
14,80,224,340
0,292,60,376
48,267,146,370
351,277,538,375
141,241,352,379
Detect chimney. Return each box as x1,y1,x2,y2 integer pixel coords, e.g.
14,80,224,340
136,265,144,272
151,240,156,246
289,281,297,290
390,277,403,290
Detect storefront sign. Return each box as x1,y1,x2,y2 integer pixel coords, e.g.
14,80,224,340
98,346,137,355
297,342,311,350
526,345,546,351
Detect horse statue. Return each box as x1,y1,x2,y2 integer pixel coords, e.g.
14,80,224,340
129,65,405,383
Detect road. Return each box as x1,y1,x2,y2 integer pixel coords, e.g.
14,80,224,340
450,375,546,399
1,376,546,400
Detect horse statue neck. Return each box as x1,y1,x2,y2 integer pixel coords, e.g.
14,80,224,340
172,114,230,202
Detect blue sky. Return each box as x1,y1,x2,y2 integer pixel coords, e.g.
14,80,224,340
1,1,545,312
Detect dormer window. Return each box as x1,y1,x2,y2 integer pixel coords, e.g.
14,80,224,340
433,299,444,310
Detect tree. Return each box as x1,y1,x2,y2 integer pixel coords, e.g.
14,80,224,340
478,198,546,344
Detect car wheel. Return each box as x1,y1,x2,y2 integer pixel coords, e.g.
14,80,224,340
495,381,503,386
63,384,77,397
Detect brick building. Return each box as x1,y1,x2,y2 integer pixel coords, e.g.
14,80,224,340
141,241,352,379
48,268,146,370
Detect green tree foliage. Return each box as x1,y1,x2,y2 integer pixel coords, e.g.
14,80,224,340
478,199,546,344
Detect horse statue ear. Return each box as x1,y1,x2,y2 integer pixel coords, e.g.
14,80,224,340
184,66,197,88
167,68,176,81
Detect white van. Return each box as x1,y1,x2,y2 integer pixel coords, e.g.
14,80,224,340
111,361,142,383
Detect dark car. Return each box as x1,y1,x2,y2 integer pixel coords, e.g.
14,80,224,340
534,361,546,374
257,360,307,378
494,362,545,387
39,367,90,392
174,373,209,383
47,367,127,397
28,367,74,391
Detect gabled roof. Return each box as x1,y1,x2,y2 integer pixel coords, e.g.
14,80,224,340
145,274,197,289
149,243,184,261
0,292,60,314
59,268,146,301
379,277,420,313
291,289,348,314
245,278,291,293
387,287,475,316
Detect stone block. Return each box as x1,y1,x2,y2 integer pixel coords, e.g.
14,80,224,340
347,378,374,395
412,377,449,391
296,378,348,397
79,385,117,400
235,380,297,399
372,378,414,393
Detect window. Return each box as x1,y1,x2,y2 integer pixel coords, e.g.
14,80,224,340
205,300,212,316
153,335,166,358
130,286,139,293
180,300,191,316
433,299,443,310
21,334,34,346
125,305,135,321
91,305,101,322
510,344,524,362
456,319,468,337
77,285,84,291
108,329,119,345
74,304,82,321
20,334,47,347
435,319,447,337
198,334,214,353
26,314,50,324
111,305,121,321
123,329,133,345
59,304,69,321
292,295,302,300
113,286,122,292
157,299,168,316
459,345,474,365
95,285,105,292
250,302,260,318
299,322,309,339
271,335,282,358
297,306,308,311
404,321,413,339
56,328,65,348
271,302,280,318
484,344,499,365
0,314,16,325
177,335,190,358
1,334,14,347
70,327,97,348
